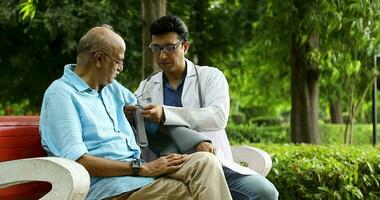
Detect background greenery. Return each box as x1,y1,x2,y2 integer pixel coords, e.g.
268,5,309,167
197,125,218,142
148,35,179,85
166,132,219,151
1,0,380,125
227,122,374,145
252,144,380,200
2,1,380,198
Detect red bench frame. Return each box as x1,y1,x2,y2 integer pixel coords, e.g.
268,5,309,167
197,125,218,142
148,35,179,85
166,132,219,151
0,116,51,200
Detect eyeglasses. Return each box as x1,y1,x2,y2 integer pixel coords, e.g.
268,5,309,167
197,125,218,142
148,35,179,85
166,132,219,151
93,51,124,69
149,40,184,54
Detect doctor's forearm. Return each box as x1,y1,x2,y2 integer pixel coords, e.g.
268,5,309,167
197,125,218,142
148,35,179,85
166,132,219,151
163,106,228,130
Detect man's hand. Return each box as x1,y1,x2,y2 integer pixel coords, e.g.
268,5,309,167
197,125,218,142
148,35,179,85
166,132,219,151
140,154,188,176
123,105,138,123
195,142,215,154
140,104,165,123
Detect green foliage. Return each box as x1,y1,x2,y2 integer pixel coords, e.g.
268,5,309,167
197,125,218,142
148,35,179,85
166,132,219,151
227,123,290,144
19,0,37,20
166,0,378,123
0,100,38,115
168,0,292,118
320,124,374,145
225,0,380,131
317,0,380,121
227,123,374,145
0,0,142,108
2,0,380,130
254,144,380,200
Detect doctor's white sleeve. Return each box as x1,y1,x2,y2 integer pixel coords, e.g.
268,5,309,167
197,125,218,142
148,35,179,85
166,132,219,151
164,68,230,131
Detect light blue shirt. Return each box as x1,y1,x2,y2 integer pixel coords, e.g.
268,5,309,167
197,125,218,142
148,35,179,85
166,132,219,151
40,64,154,200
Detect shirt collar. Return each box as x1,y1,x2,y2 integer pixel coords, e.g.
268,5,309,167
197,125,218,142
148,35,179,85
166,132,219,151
162,62,188,86
63,64,93,92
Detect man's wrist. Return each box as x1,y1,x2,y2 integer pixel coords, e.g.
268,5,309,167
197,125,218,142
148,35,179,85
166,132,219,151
131,159,143,176
138,164,150,176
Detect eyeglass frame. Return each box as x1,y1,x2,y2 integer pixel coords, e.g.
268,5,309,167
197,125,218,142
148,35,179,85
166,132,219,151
149,39,184,54
92,51,124,70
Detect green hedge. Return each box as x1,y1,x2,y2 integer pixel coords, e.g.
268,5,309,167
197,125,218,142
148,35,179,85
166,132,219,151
253,144,380,200
227,123,290,144
227,123,374,144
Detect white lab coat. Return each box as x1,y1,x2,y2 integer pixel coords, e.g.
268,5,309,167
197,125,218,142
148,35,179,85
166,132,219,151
135,59,256,175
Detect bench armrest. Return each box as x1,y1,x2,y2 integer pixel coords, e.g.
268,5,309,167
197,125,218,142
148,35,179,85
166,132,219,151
0,157,90,200
231,146,272,177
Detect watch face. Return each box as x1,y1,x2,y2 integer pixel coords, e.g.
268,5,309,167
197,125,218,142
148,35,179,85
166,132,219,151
132,159,141,175
132,160,141,168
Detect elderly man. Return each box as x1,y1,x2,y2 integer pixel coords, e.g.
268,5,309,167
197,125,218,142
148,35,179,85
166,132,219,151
126,16,279,200
39,25,232,200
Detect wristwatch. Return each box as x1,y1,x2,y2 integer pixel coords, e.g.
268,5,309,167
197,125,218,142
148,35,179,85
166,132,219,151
131,159,142,176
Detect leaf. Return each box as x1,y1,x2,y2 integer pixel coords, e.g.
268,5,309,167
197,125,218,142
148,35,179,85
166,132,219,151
366,161,374,174
19,0,37,21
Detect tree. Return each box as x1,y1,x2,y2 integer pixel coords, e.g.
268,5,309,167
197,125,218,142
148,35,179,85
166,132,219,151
248,0,380,143
167,0,287,120
142,0,166,78
246,1,325,143
316,0,380,142
1,0,142,110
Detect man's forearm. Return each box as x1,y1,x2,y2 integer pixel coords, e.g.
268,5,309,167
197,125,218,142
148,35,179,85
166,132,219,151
77,153,188,177
76,154,133,177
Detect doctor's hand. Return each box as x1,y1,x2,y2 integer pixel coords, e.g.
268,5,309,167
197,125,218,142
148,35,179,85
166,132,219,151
140,104,165,123
195,142,215,154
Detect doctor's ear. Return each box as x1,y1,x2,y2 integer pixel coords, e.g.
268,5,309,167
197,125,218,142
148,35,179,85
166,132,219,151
183,41,190,54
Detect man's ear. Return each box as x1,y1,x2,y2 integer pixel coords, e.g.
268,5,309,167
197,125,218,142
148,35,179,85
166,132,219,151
93,52,103,68
183,41,190,54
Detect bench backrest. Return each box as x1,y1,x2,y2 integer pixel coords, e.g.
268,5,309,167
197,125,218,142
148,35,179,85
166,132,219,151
0,116,51,200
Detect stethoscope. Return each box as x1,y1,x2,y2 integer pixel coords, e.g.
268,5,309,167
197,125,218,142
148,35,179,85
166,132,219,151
136,63,204,108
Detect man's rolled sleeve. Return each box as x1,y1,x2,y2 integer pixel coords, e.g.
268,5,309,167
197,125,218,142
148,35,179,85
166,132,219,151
61,143,88,161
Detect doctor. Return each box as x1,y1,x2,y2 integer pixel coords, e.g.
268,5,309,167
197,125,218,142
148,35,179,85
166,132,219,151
127,15,278,200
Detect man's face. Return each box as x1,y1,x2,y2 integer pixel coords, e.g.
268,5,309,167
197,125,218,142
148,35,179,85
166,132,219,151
150,32,189,74
106,49,124,83
96,47,124,86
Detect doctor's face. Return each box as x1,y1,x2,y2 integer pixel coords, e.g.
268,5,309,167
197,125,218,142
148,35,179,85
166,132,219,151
150,32,189,74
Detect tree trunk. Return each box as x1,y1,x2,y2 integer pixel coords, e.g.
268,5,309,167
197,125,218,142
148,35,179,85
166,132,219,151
189,0,209,65
329,99,344,124
344,80,371,144
142,0,166,79
290,33,321,144
344,83,355,144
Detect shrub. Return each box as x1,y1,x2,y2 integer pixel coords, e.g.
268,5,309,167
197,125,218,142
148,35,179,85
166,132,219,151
226,123,289,144
249,116,286,126
253,144,380,200
227,123,374,145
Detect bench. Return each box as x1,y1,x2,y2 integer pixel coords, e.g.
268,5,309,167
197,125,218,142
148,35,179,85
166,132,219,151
0,116,272,200
0,116,90,200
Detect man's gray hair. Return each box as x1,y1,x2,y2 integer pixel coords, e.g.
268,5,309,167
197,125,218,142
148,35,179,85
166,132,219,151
77,24,115,56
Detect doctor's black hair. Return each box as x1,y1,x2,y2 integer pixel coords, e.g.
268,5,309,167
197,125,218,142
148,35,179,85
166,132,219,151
149,15,188,41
